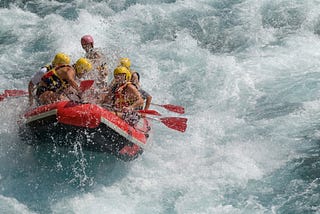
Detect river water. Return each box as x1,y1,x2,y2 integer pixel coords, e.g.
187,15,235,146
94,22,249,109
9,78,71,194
0,0,320,213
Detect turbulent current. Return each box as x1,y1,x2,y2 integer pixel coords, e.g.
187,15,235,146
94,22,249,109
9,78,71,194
1,0,320,213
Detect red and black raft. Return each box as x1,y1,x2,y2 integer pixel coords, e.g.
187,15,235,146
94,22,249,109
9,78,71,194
19,101,151,161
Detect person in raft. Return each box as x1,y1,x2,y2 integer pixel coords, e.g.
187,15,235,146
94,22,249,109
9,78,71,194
118,57,152,110
107,57,132,88
81,35,108,89
99,66,144,126
28,52,71,106
36,57,93,105
130,71,152,110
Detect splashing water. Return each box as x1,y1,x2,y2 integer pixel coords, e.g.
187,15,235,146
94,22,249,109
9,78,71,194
1,0,320,213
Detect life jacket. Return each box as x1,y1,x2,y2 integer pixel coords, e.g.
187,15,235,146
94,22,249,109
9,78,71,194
114,82,137,109
41,65,70,92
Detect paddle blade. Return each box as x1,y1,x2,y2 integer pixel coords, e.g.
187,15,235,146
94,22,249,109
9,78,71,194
0,90,28,102
138,109,161,116
80,80,94,91
159,117,188,132
4,90,28,97
156,104,185,114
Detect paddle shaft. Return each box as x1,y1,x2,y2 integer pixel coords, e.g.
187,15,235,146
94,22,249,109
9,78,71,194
100,104,187,132
101,103,162,116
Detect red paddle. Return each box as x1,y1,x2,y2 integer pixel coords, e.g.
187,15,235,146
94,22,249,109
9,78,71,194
137,109,162,116
147,116,188,132
101,104,187,132
0,80,93,102
101,104,162,116
79,80,94,92
4,90,28,97
151,103,185,114
0,89,28,101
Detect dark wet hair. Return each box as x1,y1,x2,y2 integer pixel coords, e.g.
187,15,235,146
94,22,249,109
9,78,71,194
135,72,140,81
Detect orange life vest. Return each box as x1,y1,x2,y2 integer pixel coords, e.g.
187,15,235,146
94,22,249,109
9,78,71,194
114,82,137,109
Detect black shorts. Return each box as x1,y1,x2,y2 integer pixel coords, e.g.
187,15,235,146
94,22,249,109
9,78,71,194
36,86,48,97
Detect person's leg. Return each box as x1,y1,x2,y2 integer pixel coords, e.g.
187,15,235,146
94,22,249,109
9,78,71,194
39,91,60,105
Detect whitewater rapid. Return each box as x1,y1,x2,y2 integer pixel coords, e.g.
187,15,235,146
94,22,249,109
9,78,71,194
1,0,320,213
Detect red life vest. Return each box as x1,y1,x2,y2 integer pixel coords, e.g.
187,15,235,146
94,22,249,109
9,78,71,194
114,82,136,109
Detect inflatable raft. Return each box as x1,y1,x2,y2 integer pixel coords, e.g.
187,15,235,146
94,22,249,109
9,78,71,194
19,101,150,161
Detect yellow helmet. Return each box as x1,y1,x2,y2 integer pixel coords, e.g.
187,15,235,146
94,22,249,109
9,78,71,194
75,58,92,75
52,52,70,66
114,66,131,81
120,57,131,69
